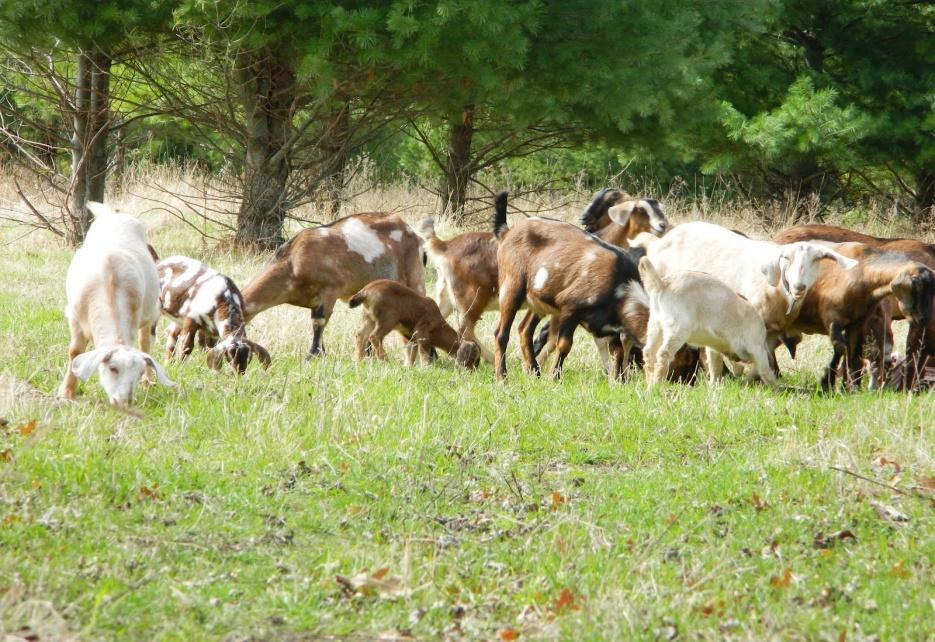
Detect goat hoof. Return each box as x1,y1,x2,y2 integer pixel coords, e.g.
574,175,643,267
305,348,325,360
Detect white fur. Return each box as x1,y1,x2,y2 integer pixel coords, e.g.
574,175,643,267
533,267,549,290
639,257,775,386
646,222,856,334
341,218,386,263
389,230,403,242
59,202,174,406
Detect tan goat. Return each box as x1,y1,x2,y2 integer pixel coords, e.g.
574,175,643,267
241,212,425,360
348,279,480,369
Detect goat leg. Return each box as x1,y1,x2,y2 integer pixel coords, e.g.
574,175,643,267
518,311,542,376
823,322,846,391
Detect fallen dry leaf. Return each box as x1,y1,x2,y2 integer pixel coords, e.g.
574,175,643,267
769,568,793,589
889,561,911,579
751,492,770,512
871,456,901,473
137,485,161,501
813,530,856,549
870,500,909,523
0,448,12,462
550,491,565,510
554,588,580,614
916,476,935,493
18,420,37,437
498,628,520,641
336,568,405,599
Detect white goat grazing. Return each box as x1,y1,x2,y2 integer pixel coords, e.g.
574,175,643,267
638,257,775,385
58,202,174,407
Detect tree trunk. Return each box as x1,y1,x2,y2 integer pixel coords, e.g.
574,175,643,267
916,169,935,223
318,100,350,219
67,49,111,246
235,49,296,250
440,105,475,224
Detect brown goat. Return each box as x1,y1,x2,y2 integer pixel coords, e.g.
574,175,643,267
348,279,480,369
775,224,935,388
242,212,425,360
775,241,934,389
414,193,505,364
579,187,669,246
493,206,648,381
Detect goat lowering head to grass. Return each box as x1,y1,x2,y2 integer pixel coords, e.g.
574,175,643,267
158,256,271,374
58,201,175,408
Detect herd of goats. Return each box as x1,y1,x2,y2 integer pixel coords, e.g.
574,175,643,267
55,188,935,408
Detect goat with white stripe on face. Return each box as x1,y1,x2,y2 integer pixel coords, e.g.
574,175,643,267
158,256,271,374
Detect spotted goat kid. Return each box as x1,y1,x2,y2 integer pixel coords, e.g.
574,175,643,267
157,256,271,373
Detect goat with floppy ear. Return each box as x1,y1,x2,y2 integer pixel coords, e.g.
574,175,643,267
158,256,272,374
59,201,175,408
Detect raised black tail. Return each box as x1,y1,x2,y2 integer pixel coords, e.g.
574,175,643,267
493,191,509,240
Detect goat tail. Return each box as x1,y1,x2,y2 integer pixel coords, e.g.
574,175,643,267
348,289,368,309
493,191,509,240
637,257,666,295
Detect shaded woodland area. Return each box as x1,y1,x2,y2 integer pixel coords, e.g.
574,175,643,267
0,0,931,247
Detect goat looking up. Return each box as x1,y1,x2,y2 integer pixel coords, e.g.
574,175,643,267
349,279,480,369
580,187,669,246
58,201,174,407
158,256,271,374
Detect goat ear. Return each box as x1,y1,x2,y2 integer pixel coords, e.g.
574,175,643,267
820,248,859,270
71,348,109,381
608,201,638,227
205,347,224,371
245,340,272,369
760,255,781,286
142,354,176,386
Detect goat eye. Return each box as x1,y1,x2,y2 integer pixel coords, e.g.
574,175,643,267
109,366,119,374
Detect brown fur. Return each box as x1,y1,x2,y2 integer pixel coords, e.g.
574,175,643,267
348,279,480,369
242,212,425,359
775,224,935,388
494,217,647,382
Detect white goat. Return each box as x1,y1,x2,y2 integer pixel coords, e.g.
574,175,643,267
58,202,174,407
638,257,775,385
645,220,857,333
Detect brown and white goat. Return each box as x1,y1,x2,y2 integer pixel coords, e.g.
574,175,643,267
579,187,669,246
414,193,505,364
59,202,174,407
348,279,480,369
241,212,425,360
493,207,648,381
774,224,935,389
157,256,271,374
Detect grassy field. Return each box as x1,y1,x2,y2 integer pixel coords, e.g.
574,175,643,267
1,187,934,641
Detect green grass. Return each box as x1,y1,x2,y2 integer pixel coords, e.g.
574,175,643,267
1,220,933,641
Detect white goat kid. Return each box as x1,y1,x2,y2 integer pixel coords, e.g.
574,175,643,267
58,202,174,407
638,257,775,385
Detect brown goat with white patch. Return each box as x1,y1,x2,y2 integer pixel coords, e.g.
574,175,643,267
775,224,935,388
348,280,480,369
158,256,271,374
493,207,649,382
242,212,425,360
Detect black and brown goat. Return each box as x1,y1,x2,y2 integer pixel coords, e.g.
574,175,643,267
158,256,271,374
349,279,480,369
492,208,649,381
775,224,935,388
579,187,669,246
242,212,425,361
